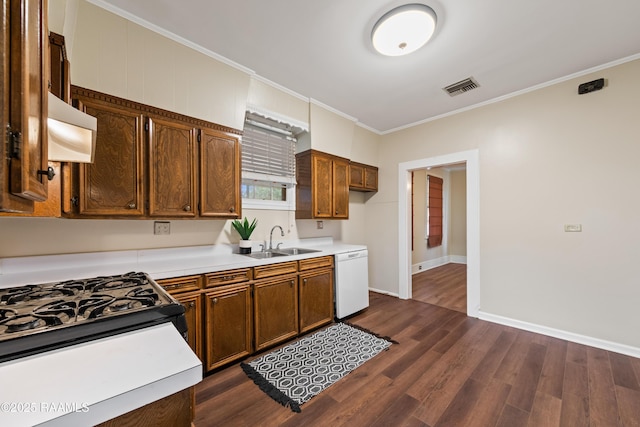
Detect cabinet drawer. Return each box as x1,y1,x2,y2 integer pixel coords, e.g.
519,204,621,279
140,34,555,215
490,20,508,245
205,268,252,288
253,261,298,280
298,256,334,271
157,275,202,294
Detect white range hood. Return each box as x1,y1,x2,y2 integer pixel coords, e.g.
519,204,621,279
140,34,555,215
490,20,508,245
47,92,97,163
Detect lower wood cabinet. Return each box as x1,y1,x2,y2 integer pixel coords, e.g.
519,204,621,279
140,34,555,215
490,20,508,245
204,283,252,371
96,387,193,427
299,268,334,334
157,276,203,362
253,274,299,352
158,255,335,372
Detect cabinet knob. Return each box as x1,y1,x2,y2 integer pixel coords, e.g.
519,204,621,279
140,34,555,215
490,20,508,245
189,301,195,308
290,280,294,287
229,207,235,213
184,205,191,212
127,202,136,209
303,278,307,284
212,298,218,304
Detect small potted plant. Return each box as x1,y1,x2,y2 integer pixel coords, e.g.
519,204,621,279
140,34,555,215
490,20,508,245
231,217,258,254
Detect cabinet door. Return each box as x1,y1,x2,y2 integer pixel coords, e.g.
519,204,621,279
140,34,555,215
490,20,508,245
364,166,378,191
312,154,332,218
199,128,240,218
333,158,349,219
299,268,334,334
77,100,145,216
7,0,48,203
349,163,364,189
254,275,298,351
205,284,252,371
173,292,203,362
148,117,197,217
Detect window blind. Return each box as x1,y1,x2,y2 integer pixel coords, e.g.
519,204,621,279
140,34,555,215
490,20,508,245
242,121,296,186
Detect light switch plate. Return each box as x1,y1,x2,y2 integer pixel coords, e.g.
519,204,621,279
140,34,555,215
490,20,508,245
564,224,582,232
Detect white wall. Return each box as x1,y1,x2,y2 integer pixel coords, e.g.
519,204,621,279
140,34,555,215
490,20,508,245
372,58,640,349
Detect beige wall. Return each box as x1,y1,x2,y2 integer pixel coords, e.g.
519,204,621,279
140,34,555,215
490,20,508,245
372,58,640,348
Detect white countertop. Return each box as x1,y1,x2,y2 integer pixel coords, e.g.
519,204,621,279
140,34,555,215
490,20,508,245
0,238,367,288
0,323,202,427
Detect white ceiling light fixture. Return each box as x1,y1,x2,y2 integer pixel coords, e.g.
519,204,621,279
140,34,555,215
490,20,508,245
372,3,437,57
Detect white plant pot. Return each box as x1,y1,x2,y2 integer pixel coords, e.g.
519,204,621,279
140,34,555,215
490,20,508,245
239,240,252,254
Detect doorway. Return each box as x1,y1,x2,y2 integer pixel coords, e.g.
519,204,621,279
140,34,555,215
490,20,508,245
397,149,480,317
411,165,467,313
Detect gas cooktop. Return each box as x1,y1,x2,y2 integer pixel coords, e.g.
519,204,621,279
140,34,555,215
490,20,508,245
0,272,186,363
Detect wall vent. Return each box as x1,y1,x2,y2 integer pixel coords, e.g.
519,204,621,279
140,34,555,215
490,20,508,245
443,77,480,97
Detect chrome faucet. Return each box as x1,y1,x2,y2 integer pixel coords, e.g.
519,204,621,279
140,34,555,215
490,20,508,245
269,225,284,250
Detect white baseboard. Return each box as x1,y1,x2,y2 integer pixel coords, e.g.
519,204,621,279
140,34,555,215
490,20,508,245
479,311,640,359
368,287,399,298
412,256,467,274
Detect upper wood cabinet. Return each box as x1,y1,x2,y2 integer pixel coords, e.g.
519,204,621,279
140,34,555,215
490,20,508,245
199,128,240,218
65,86,241,219
296,149,349,219
1,0,49,213
74,96,145,216
349,162,378,192
148,117,197,217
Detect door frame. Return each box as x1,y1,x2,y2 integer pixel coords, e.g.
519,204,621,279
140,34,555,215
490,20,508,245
397,149,480,317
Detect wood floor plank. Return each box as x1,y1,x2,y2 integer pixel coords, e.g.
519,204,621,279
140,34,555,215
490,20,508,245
528,392,562,427
559,391,590,427
465,378,513,427
537,337,567,399
587,347,623,426
507,342,547,412
609,351,640,391
615,385,640,427
496,404,530,427
432,378,486,427
470,329,517,384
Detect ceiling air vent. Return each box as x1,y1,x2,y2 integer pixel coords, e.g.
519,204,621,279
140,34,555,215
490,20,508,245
443,77,480,97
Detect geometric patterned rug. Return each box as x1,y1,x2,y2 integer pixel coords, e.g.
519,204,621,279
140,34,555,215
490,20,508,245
240,322,395,412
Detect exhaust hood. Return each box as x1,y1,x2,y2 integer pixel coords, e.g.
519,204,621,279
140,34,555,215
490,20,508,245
47,92,97,163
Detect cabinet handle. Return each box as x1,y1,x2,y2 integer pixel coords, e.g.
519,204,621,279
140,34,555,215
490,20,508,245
184,205,191,212
212,298,218,304
317,210,320,215
290,280,295,287
188,301,195,308
127,202,136,209
37,166,56,181
303,278,307,285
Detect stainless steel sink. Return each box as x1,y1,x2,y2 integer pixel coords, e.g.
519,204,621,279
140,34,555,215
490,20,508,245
274,247,321,255
245,251,289,259
243,247,321,258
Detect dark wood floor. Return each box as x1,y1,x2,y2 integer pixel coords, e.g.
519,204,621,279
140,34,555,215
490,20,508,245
195,293,640,426
412,263,467,313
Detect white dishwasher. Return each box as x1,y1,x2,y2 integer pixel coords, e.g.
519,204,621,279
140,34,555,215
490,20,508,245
334,248,369,319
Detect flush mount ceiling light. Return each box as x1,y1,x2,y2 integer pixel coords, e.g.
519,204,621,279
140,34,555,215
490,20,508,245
372,3,437,57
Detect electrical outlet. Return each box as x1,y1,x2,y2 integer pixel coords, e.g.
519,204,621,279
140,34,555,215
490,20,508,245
317,221,323,229
154,221,170,235
564,224,582,232
418,265,423,270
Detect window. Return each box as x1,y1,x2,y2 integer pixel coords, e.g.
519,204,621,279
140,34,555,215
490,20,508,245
426,175,443,248
241,112,301,210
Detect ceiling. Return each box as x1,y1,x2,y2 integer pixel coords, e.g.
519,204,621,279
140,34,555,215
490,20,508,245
94,0,640,133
